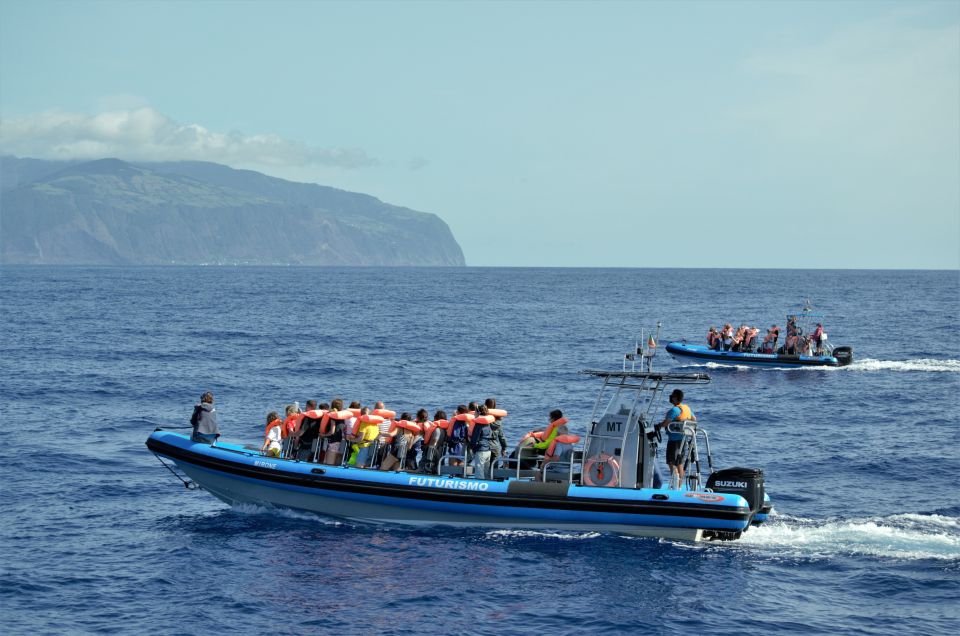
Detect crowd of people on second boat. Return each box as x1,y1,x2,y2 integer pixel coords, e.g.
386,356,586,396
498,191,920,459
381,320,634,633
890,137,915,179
257,397,579,479
706,316,827,356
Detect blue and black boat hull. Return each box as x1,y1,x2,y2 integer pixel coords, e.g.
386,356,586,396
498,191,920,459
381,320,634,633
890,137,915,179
666,342,852,368
147,431,758,541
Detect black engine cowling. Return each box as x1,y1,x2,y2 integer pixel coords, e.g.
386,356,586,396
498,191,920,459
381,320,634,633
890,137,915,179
832,346,853,366
707,467,764,514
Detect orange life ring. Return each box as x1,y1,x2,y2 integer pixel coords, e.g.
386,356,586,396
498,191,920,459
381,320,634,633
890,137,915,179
583,453,620,487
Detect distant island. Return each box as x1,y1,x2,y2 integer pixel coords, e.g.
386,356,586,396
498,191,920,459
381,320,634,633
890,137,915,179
0,156,465,266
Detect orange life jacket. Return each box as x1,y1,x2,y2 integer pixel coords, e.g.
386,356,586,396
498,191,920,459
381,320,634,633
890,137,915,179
393,419,422,434
546,433,581,457
487,408,508,418
264,419,282,439
467,414,494,437
282,413,303,438
349,413,384,437
542,417,568,440
320,409,353,436
424,419,449,444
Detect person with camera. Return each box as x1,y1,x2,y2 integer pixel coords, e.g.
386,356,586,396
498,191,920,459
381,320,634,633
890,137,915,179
190,392,220,444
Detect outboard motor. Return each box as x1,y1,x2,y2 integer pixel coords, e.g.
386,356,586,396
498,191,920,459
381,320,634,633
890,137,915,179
707,467,765,516
832,346,853,366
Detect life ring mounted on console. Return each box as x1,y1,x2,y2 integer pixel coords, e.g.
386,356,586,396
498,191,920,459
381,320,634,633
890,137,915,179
583,453,620,487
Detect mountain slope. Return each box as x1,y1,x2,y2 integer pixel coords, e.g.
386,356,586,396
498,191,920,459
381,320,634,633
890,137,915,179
0,157,465,266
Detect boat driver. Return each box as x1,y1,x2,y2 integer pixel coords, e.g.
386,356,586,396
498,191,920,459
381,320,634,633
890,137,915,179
655,389,696,488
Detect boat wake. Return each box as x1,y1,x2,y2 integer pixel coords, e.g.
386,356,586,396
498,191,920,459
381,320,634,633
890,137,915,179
697,358,960,373
484,529,602,541
229,502,346,526
843,358,960,373
737,513,960,561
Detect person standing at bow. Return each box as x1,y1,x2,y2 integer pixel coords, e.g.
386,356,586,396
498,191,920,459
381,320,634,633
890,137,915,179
190,392,220,445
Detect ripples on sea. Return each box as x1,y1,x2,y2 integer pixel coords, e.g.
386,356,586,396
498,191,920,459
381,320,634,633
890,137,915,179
1,267,957,635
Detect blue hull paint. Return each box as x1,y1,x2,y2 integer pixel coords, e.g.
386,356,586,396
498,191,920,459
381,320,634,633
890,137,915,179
147,431,757,537
666,342,839,368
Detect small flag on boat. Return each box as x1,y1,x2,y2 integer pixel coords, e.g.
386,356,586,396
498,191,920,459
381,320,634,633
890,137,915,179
647,336,657,349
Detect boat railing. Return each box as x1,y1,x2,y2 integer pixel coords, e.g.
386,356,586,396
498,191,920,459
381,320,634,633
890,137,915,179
673,424,714,491
438,453,473,478
540,450,583,484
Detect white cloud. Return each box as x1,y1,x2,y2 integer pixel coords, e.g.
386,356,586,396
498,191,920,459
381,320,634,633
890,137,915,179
0,106,378,168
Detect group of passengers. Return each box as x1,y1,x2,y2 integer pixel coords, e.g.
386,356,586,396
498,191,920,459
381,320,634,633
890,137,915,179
781,316,827,356
259,398,578,479
706,318,826,356
706,324,762,352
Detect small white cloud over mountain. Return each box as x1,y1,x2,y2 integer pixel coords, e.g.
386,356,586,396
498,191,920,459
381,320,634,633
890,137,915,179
0,107,378,169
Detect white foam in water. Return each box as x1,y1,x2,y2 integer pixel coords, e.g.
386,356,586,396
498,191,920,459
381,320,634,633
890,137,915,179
738,513,960,561
485,529,602,540
844,358,960,373
700,358,960,373
230,502,344,525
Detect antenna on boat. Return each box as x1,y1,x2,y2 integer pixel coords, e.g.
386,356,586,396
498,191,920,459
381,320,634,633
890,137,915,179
641,321,661,372
624,323,662,372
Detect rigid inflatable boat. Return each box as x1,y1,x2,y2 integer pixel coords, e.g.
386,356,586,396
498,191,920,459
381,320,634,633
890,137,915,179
665,342,853,368
147,370,772,542
668,304,853,369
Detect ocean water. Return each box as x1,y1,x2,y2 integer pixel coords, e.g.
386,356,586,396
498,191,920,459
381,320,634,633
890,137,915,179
1,266,958,635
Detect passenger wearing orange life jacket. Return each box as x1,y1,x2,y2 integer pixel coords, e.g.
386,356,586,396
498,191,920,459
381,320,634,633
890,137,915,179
293,400,326,461
280,404,303,458
371,401,396,467
446,405,472,467
532,410,569,452
707,326,720,351
721,323,734,351
347,407,383,467
320,398,351,466
379,412,418,472
732,325,747,352
484,398,509,462
538,432,581,480
419,410,449,474
405,409,430,471
260,411,283,457
469,404,495,479
761,325,780,354
340,401,363,465
655,389,696,487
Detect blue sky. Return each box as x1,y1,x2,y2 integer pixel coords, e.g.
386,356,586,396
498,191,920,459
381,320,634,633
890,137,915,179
1,0,958,268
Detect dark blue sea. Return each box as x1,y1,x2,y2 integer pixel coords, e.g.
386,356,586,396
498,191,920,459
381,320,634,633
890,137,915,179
1,266,958,635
